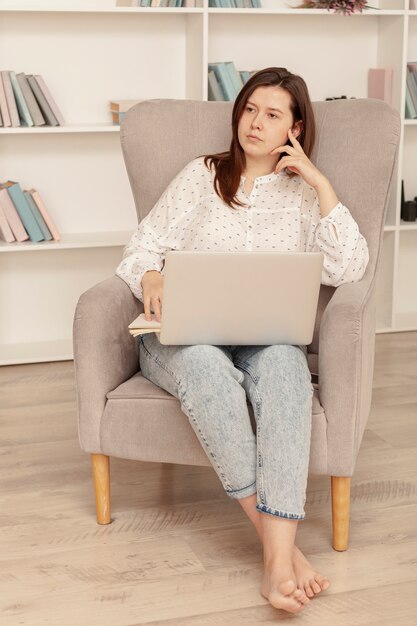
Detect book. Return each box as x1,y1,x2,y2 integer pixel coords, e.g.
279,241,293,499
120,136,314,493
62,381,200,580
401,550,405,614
0,201,15,243
208,70,226,101
33,74,65,126
128,312,161,339
0,187,29,242
0,181,44,242
0,71,20,127
225,61,244,94
23,191,53,241
0,73,11,127
27,75,59,126
9,71,34,126
208,62,236,100
16,73,46,126
28,189,61,241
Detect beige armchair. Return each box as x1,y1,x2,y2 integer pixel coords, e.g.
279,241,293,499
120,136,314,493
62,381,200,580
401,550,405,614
73,98,400,551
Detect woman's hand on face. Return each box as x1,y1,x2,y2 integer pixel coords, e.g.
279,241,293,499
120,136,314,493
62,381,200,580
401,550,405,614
270,128,326,190
141,270,164,322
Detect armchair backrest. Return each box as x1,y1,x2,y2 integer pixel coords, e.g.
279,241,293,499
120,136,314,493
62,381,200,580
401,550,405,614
120,98,400,350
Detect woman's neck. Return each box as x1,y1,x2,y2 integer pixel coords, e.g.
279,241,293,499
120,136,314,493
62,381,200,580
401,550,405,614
243,155,279,180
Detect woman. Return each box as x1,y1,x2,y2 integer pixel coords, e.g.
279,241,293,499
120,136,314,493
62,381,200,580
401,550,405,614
116,67,369,614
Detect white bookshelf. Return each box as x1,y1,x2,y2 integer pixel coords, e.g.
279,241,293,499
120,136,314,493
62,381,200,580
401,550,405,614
0,0,415,365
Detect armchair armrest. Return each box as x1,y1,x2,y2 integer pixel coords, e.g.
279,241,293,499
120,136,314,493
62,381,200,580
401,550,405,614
73,274,143,453
318,276,376,476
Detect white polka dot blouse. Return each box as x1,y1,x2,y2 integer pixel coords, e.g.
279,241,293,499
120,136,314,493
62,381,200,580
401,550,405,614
116,156,369,303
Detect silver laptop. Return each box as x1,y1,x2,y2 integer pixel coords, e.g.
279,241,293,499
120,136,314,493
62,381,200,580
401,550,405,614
159,251,323,346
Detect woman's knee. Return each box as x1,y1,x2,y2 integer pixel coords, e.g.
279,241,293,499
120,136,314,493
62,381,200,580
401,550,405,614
256,344,312,388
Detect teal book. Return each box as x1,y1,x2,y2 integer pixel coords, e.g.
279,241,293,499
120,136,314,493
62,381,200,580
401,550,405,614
9,71,34,127
1,181,44,241
225,61,244,95
24,191,53,241
208,63,235,100
208,69,226,101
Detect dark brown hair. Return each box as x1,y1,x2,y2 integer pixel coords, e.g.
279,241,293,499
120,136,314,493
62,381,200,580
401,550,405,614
203,67,316,210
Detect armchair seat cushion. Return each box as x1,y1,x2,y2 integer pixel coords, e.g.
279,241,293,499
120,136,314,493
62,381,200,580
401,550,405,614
101,354,328,475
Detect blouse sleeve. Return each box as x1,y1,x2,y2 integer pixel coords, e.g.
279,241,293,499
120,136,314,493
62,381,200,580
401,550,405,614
300,183,369,287
115,158,205,302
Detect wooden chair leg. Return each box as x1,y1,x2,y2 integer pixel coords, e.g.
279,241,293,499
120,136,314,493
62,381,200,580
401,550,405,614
91,454,111,524
331,476,351,551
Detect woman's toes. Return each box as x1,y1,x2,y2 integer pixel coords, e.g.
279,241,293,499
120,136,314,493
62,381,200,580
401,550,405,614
310,578,322,594
278,579,296,596
294,588,309,603
304,583,315,598
315,575,330,591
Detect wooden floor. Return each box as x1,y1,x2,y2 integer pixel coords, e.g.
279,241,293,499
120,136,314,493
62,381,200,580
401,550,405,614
1,332,417,625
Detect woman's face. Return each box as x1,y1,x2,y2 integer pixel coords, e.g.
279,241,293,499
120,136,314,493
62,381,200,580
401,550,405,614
237,85,302,160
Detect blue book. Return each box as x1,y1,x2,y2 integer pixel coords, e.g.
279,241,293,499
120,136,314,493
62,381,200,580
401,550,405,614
225,61,244,96
24,191,53,241
1,181,44,241
240,70,251,83
9,71,33,127
208,63,235,100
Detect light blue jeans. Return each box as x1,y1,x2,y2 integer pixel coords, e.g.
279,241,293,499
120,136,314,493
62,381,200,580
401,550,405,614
139,334,314,520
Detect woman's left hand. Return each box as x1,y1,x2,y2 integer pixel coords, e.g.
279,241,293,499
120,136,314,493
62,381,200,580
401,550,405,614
271,128,326,190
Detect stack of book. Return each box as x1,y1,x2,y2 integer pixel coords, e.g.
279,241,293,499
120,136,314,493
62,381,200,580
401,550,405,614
209,1,262,6
109,99,145,125
405,63,417,120
0,71,65,128
117,1,198,6
208,62,255,101
0,182,60,244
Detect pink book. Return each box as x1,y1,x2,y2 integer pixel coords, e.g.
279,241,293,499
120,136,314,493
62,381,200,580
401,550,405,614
367,68,393,106
33,75,65,126
0,187,29,242
28,189,61,241
0,73,11,127
0,202,15,242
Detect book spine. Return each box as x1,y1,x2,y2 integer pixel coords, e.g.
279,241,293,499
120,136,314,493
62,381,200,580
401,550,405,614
0,202,15,243
225,61,244,96
33,75,65,126
208,63,235,100
29,190,61,241
16,73,46,126
24,191,53,241
208,70,226,101
3,182,44,241
0,73,11,127
26,76,59,126
9,71,34,126
1,71,20,127
0,188,29,241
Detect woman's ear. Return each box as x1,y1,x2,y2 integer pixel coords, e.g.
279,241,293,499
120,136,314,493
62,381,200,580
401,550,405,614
292,121,303,139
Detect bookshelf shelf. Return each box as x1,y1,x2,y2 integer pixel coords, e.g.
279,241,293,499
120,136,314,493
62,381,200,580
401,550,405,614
0,124,120,134
0,0,415,365
207,8,405,15
0,231,131,252
0,6,204,13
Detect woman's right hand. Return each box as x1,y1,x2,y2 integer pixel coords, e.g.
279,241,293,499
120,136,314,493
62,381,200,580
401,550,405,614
141,270,164,322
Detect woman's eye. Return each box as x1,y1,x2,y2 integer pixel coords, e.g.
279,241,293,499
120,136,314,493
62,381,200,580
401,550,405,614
246,106,254,112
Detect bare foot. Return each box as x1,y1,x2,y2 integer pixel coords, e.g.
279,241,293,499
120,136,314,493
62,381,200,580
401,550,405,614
261,558,310,614
292,545,331,599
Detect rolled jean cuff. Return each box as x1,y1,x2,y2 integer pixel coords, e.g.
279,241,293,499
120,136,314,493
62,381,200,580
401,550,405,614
256,503,305,521
226,481,257,500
